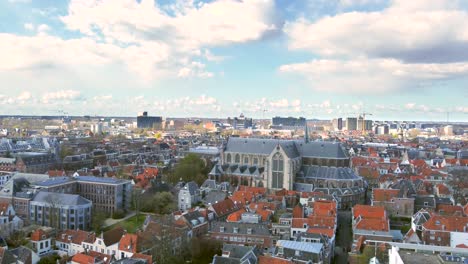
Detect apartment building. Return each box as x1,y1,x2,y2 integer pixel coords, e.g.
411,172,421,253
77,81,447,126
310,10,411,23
29,191,92,230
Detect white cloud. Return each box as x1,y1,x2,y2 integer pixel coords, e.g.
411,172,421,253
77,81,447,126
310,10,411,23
37,24,51,33
62,0,277,48
24,23,34,31
1,0,277,82
269,99,289,108
279,58,468,93
42,90,81,103
284,1,468,63
17,91,32,101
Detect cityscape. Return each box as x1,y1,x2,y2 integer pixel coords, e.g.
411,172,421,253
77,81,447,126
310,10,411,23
1,1,468,264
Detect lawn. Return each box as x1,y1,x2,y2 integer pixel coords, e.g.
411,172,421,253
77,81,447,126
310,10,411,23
103,214,147,233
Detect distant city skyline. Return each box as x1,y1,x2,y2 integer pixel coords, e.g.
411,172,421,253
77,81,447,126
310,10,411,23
0,0,467,121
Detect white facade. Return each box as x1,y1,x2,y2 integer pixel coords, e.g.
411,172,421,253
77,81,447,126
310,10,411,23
450,231,468,248
32,238,52,256
388,246,404,264
83,237,119,256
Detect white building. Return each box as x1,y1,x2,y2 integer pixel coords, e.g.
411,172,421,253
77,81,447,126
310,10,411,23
178,181,200,211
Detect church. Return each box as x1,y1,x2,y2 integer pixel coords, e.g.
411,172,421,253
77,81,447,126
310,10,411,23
210,134,366,208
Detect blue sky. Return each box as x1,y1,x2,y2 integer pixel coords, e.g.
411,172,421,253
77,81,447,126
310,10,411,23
0,0,467,121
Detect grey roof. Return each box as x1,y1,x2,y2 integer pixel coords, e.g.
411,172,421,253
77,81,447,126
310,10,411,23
201,179,217,189
182,181,199,195
35,176,75,187
210,164,264,178
415,196,436,208
210,222,270,236
225,138,299,158
298,165,360,180
295,140,348,159
222,244,255,259
276,240,323,254
204,190,228,205
0,173,50,198
31,191,91,206
75,176,130,185
0,158,15,164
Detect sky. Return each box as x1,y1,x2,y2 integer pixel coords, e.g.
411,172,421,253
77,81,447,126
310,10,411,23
0,0,467,121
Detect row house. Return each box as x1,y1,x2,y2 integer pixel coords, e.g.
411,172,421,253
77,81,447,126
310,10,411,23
30,229,52,256
0,202,23,236
421,215,468,247
56,229,96,255
352,205,393,242
372,189,414,218
275,240,324,264
209,222,273,251
0,158,16,172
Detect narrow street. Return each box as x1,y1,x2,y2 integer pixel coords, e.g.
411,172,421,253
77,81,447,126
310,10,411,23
334,210,352,264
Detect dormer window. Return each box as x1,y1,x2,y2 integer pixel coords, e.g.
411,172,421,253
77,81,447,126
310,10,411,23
233,227,238,234
220,226,225,233
247,228,252,234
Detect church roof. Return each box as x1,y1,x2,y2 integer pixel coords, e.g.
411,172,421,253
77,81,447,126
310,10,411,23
224,138,348,159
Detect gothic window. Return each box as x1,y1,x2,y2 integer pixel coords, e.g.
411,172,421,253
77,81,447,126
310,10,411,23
235,154,240,164
253,157,258,165
272,153,284,189
244,156,249,164
226,153,232,163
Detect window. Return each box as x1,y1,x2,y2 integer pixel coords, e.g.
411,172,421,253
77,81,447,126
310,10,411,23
244,156,249,164
235,154,240,164
253,157,258,165
272,153,284,189
295,250,301,256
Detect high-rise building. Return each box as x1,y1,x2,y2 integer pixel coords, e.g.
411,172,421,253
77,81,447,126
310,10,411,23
227,113,253,130
137,111,163,129
271,116,306,129
332,118,343,131
346,117,358,131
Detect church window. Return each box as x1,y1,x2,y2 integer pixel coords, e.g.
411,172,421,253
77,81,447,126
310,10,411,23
235,154,240,163
244,156,249,164
253,157,258,165
272,153,284,189
226,154,232,163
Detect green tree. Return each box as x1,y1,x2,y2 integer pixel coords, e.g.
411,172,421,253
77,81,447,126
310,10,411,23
38,254,61,264
170,154,210,185
6,230,28,248
92,209,108,234
141,192,176,214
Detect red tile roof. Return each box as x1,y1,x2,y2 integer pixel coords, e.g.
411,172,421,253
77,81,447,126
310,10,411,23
355,218,389,232
88,251,111,264
423,215,468,232
312,200,337,217
436,184,451,195
56,230,95,245
118,233,138,253
306,227,334,238
226,208,246,222
436,204,464,216
72,253,95,264
353,205,386,220
372,189,399,202
132,253,152,264
292,204,304,218
31,229,48,242
211,199,239,217
258,256,293,264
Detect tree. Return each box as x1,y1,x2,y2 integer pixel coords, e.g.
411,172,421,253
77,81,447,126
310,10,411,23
38,254,61,264
169,154,210,185
6,230,28,248
191,237,222,264
92,209,108,234
141,192,176,214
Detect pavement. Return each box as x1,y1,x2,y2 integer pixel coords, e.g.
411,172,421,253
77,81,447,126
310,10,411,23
102,211,136,228
334,210,352,264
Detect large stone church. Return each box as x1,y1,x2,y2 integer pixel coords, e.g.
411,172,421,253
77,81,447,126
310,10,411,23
209,136,366,208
